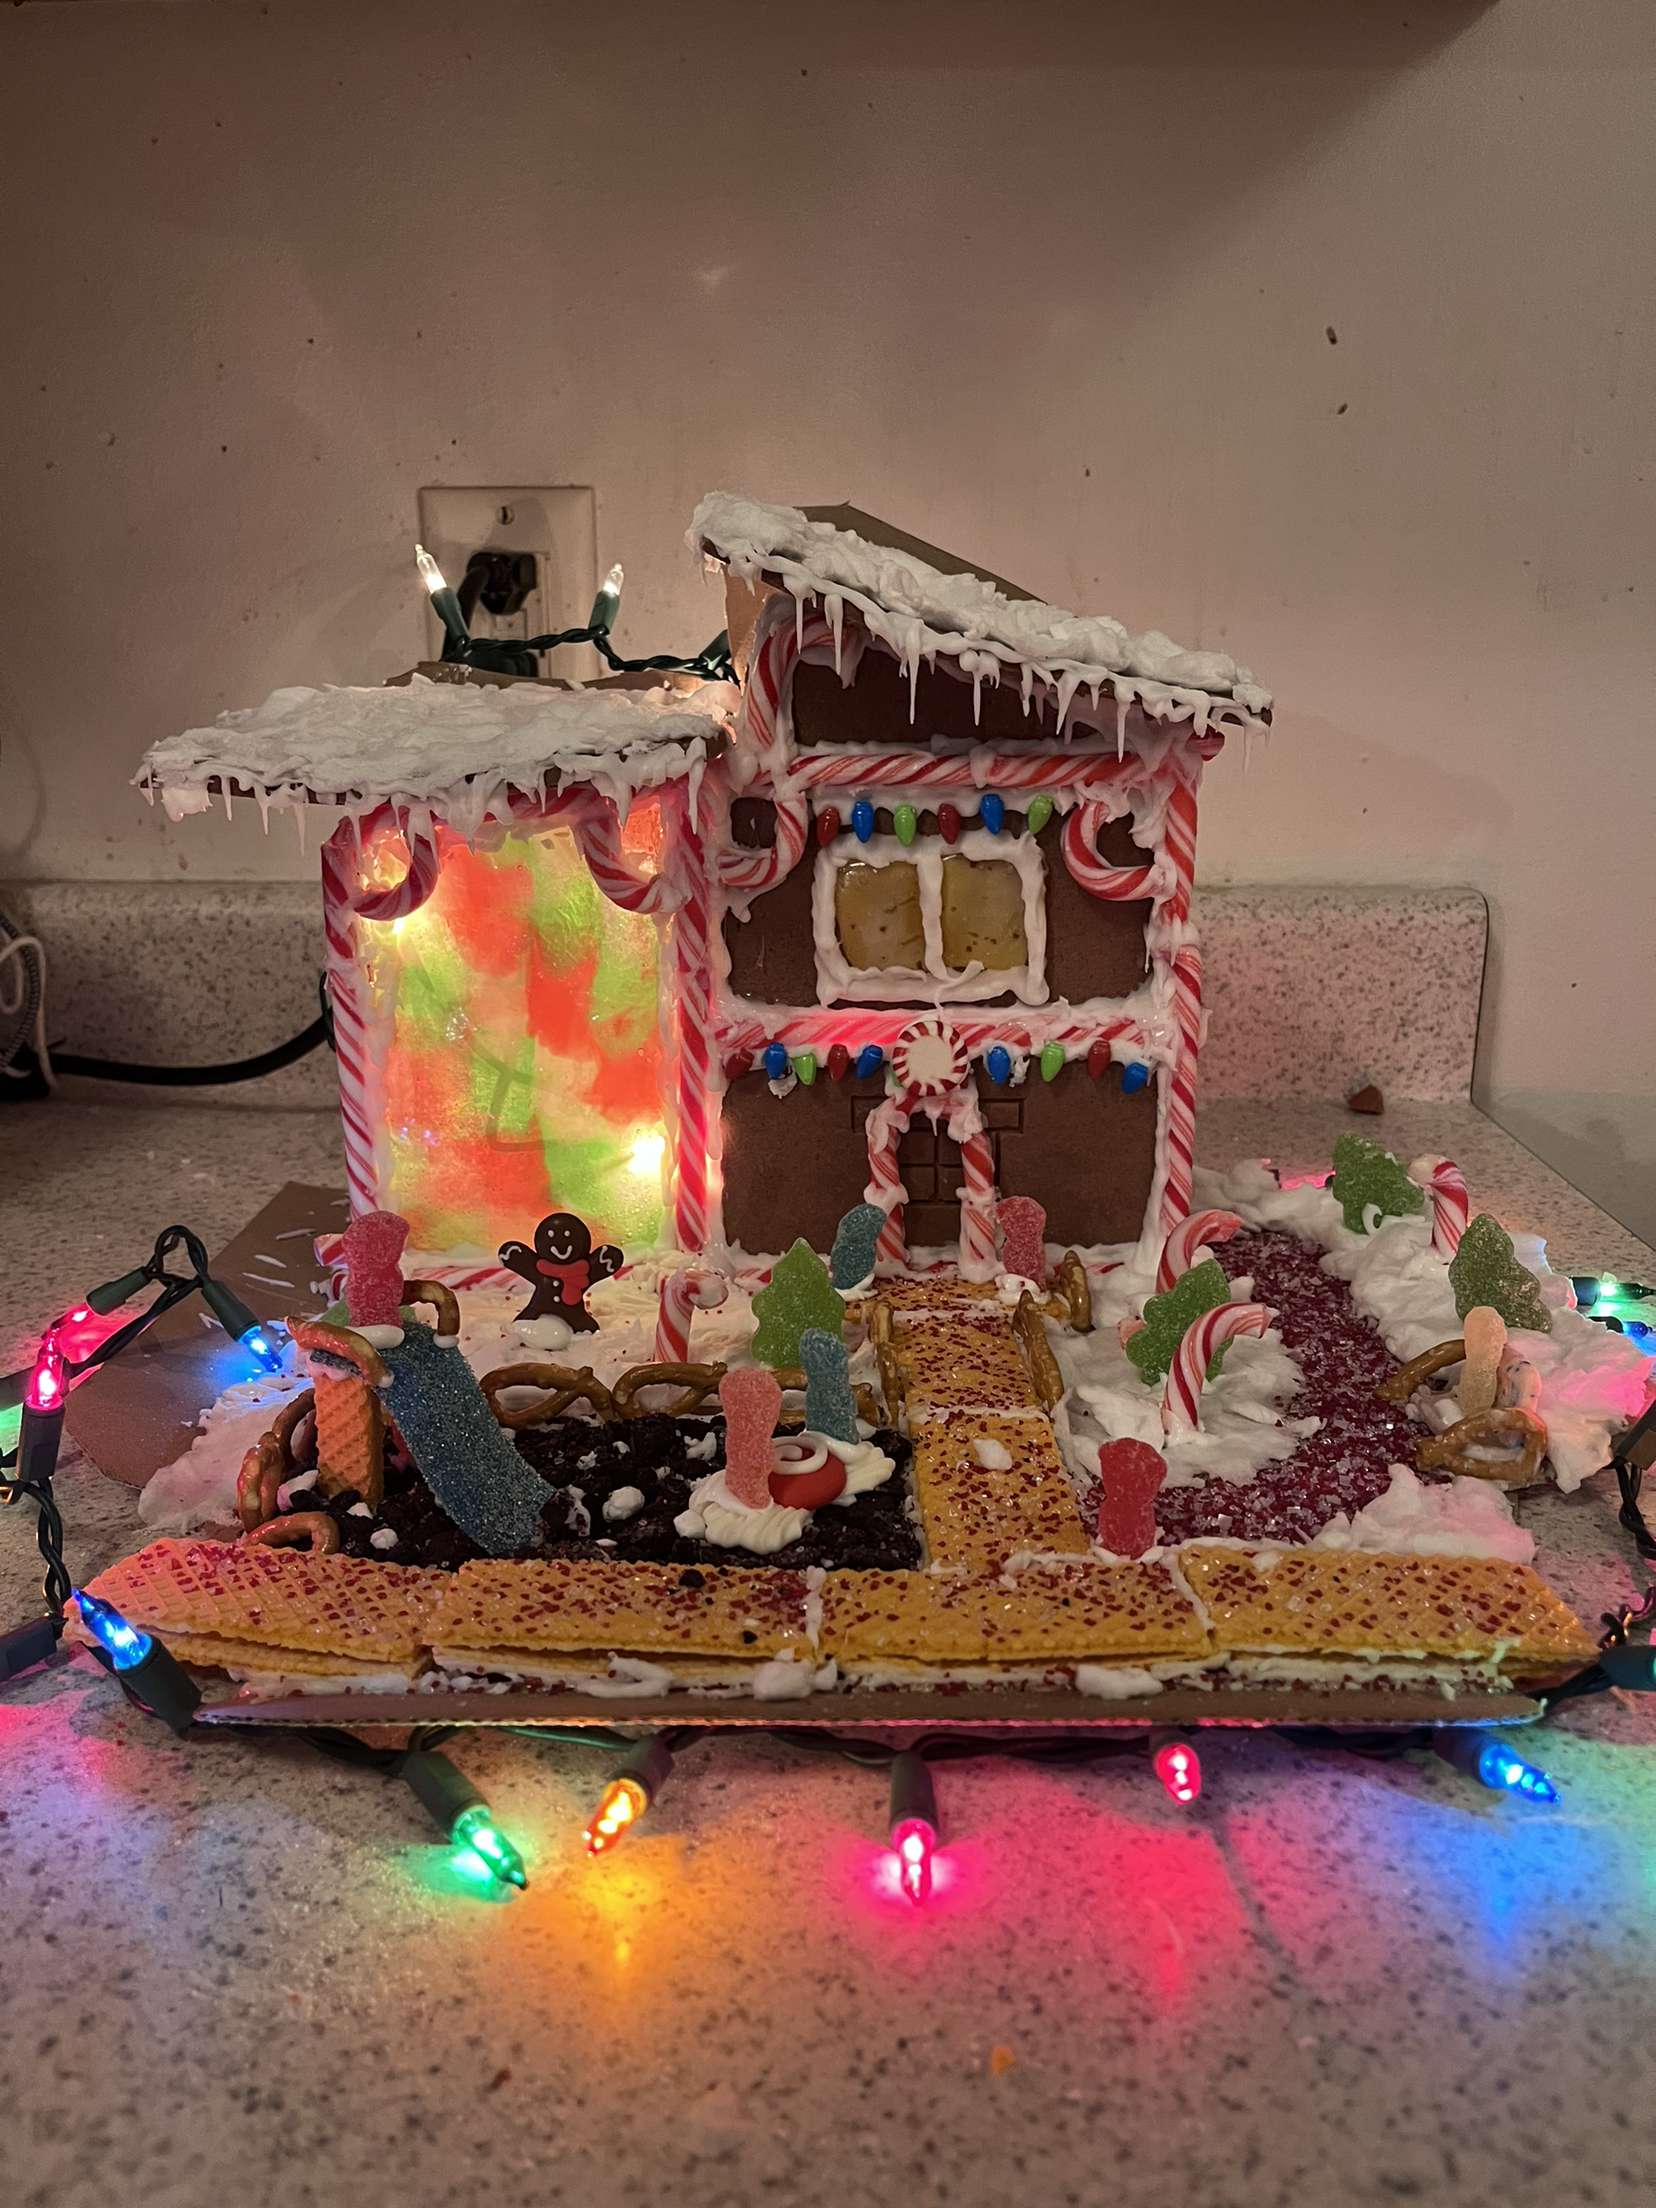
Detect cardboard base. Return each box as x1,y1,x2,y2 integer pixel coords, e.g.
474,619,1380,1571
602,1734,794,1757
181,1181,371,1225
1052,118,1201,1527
191,1685,1545,1733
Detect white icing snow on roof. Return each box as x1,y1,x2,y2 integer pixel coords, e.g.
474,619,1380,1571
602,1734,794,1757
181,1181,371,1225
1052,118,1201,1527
138,675,737,833
691,492,1271,734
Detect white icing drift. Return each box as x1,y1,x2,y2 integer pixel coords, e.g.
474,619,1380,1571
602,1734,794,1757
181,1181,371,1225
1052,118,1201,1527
691,492,1272,734
137,676,737,837
1311,1465,1535,1564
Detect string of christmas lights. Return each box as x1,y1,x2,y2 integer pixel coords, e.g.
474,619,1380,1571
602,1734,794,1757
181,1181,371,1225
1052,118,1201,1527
415,548,734,683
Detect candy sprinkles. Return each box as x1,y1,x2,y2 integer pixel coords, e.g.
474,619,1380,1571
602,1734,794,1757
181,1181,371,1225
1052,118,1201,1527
101,491,1651,1714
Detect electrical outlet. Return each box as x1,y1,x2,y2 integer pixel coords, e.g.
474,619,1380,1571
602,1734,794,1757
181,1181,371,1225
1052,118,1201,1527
416,486,598,677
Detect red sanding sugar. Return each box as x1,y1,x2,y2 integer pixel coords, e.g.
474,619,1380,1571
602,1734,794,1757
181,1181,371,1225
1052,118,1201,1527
1152,1227,1421,1548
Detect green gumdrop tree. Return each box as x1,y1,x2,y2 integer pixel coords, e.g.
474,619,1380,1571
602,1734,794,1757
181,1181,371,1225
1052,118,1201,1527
1448,1213,1552,1333
1125,1258,1233,1386
1330,1134,1426,1235
750,1239,847,1368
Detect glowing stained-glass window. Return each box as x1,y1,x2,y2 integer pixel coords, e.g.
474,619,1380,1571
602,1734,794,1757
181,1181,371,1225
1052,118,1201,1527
360,809,668,1257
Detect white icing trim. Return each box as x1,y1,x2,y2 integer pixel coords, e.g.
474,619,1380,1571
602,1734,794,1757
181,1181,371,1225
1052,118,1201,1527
810,829,1048,1006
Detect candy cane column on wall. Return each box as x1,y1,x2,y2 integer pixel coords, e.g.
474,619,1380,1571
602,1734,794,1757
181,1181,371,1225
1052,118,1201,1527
321,806,443,1217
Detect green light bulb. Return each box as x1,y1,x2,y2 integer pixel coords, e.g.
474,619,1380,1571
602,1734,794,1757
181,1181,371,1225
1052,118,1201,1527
451,1803,528,1889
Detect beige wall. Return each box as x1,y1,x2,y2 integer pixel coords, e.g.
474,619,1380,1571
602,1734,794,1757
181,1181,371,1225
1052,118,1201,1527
3,0,1653,1240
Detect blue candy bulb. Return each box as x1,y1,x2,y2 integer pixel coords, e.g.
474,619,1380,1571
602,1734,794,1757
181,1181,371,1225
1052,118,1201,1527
986,1045,1013,1086
763,1041,790,1080
851,799,876,843
979,792,1005,834
1121,1061,1152,1094
854,1045,884,1079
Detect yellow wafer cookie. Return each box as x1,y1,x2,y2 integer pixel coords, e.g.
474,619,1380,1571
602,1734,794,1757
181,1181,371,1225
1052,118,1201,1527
894,1316,1037,1413
1181,1547,1596,1671
818,1560,1211,1666
428,1558,810,1658
76,1540,442,1665
910,1413,1089,1569
142,1631,422,1682
872,1278,1002,1313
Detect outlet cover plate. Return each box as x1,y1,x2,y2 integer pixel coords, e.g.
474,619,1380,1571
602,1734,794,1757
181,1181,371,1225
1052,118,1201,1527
416,486,598,674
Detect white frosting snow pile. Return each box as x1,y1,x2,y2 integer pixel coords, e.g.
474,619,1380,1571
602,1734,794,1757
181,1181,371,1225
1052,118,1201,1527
138,675,737,834
692,491,1272,732
1312,1465,1536,1564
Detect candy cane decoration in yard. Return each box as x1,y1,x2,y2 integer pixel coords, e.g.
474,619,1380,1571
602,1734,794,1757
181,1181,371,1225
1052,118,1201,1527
1412,1155,1470,1259
1156,1207,1243,1294
1161,1301,1275,1436
655,1265,729,1363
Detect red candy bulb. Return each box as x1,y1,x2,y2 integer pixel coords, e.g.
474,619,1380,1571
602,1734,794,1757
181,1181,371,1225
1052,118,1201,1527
1094,1438,1168,1557
724,1053,752,1083
826,1043,851,1082
1086,1038,1112,1080
937,803,961,845
815,806,841,847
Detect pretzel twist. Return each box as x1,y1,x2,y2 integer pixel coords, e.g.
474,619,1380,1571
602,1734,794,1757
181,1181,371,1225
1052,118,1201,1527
1043,1250,1094,1334
286,1316,391,1388
1416,1406,1549,1486
401,1278,461,1338
1013,1290,1066,1411
236,1389,317,1531
479,1363,619,1428
866,1300,902,1425
610,1362,727,1418
243,1511,341,1554
1376,1338,1466,1405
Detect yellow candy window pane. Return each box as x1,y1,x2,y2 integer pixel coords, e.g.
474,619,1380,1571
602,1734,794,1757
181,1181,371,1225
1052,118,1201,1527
940,857,1026,971
836,861,925,970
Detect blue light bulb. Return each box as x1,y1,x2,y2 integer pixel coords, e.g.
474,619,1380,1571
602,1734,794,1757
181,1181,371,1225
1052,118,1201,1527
854,1044,884,1079
978,792,1005,834
763,1041,790,1080
851,799,876,844
239,1323,285,1374
1121,1061,1152,1094
75,1589,153,1672
985,1045,1013,1086
1476,1740,1558,1803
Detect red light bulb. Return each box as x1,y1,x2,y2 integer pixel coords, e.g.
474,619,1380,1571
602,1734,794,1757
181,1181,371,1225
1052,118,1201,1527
890,1817,936,1905
26,1333,68,1413
584,1775,647,1856
1153,1740,1202,1805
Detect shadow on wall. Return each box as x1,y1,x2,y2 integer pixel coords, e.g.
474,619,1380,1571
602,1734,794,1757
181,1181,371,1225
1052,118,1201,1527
1483,1093,1656,1251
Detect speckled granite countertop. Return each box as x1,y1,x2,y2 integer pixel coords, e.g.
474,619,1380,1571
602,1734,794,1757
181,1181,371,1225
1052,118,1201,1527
3,1100,1653,2208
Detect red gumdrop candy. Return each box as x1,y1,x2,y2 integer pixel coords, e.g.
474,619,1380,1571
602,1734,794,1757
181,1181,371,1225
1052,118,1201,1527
994,1196,1047,1284
339,1210,410,1329
1094,1438,1168,1557
720,1367,783,1507
826,1043,851,1082
937,803,961,845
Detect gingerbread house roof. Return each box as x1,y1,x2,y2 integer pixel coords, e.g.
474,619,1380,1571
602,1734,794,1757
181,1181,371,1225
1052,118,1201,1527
138,674,738,838
691,492,1271,740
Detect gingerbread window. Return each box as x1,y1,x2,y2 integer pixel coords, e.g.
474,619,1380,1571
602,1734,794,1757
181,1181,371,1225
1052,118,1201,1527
814,832,1048,1005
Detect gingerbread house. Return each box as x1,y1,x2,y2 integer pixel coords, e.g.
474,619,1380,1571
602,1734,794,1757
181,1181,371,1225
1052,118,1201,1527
138,496,1270,1279
689,496,1273,1272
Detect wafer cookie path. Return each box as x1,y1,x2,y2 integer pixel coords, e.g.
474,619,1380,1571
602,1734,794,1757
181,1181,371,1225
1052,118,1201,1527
75,1540,443,1665
1182,1548,1597,1671
891,1312,1040,1415
427,1557,812,1657
910,1412,1090,1570
817,1560,1213,1668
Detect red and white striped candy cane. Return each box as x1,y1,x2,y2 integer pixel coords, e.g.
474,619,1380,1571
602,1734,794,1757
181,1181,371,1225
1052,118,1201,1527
864,1086,920,1269
1413,1156,1470,1258
948,1087,1000,1279
1161,1301,1275,1436
715,791,809,897
348,804,444,922
789,751,1137,797
655,1264,729,1362
716,1008,1142,1065
567,793,682,916
1060,801,1161,900
669,785,718,1254
715,596,826,897
321,821,399,1216
1156,1207,1243,1293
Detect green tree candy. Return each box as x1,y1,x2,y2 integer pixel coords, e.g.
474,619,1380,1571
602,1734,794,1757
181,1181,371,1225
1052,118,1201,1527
1330,1134,1426,1235
1448,1213,1552,1333
1125,1259,1232,1385
750,1239,847,1368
